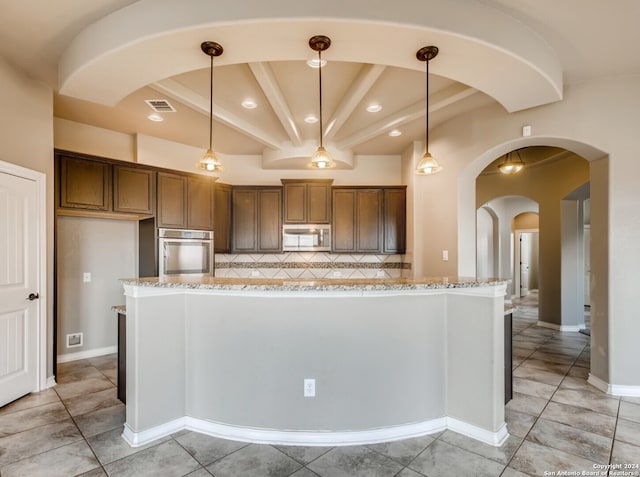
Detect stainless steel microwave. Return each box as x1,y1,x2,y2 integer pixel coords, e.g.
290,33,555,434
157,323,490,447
282,224,331,252
158,228,214,276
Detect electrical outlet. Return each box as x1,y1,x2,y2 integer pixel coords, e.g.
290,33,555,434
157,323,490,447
332,271,342,278
66,332,83,348
304,378,316,397
376,270,385,278
83,272,91,282
442,250,449,261
250,270,260,277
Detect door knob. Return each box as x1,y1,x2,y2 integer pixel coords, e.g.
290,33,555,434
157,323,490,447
28,293,39,301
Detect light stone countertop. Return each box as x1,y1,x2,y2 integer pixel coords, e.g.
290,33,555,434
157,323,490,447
120,276,509,292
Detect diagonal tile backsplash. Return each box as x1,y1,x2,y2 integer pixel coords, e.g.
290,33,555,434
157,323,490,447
215,253,410,279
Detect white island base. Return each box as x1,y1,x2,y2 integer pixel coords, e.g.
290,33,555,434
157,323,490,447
121,278,509,448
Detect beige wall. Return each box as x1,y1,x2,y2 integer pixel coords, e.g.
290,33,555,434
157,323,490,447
513,212,539,231
54,118,136,162
0,57,55,378
425,75,640,387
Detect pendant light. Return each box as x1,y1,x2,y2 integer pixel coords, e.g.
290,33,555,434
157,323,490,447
415,46,443,175
308,35,336,169
197,41,224,172
498,149,525,175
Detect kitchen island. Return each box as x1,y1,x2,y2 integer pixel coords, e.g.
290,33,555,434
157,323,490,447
120,276,509,448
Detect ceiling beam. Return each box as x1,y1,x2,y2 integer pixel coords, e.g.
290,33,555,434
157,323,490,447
248,62,303,147
324,64,386,140
150,78,282,149
336,83,478,150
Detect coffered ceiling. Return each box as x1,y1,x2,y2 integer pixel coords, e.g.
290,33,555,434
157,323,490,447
2,0,639,169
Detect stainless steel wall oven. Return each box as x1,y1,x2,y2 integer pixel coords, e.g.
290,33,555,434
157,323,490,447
158,228,214,276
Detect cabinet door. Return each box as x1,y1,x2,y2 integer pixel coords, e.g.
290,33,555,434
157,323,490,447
232,188,258,252
60,156,111,210
307,183,331,223
258,188,282,252
113,166,155,215
283,183,306,223
356,189,382,253
332,189,357,252
157,172,187,228
187,176,214,230
383,188,406,254
214,184,232,253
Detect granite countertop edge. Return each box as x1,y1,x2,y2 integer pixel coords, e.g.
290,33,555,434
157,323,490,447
120,277,509,292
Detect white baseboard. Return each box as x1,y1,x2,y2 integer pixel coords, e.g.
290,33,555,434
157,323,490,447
447,418,509,447
588,374,640,397
57,345,117,363
122,416,508,449
537,321,585,332
46,376,57,389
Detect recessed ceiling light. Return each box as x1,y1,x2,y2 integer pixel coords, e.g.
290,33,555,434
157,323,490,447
147,113,164,122
241,99,257,109
306,58,327,68
366,104,382,113
305,115,318,124
388,129,402,137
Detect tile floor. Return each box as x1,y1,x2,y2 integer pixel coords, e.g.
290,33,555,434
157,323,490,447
1,293,639,476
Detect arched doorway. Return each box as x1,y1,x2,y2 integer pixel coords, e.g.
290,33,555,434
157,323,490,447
459,139,609,390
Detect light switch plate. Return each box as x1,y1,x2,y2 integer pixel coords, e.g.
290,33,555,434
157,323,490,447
83,272,91,282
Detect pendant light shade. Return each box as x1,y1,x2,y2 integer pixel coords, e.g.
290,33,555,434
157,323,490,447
415,45,442,175
197,41,224,172
308,35,336,169
498,149,525,175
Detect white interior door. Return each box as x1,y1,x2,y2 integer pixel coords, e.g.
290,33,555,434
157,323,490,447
0,169,40,406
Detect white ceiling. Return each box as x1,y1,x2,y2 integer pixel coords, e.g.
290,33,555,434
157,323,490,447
1,0,639,168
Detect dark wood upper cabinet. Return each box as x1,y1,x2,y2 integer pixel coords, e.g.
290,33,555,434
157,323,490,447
332,186,405,254
356,189,383,253
187,176,214,231
113,165,156,215
214,183,232,253
282,179,332,224
232,188,258,252
331,189,357,252
157,172,188,229
158,172,216,230
383,187,407,254
59,155,112,211
232,186,282,253
258,188,283,252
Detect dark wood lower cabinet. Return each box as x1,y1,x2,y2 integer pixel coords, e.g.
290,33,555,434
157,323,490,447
505,309,513,404
117,311,126,404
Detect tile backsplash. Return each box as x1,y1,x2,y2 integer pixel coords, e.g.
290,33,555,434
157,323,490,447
215,253,410,279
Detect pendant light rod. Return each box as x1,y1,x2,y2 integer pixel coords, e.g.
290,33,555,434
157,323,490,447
197,41,224,172
416,46,438,154
318,47,324,148
308,35,335,169
415,45,442,175
309,35,331,147
201,41,223,150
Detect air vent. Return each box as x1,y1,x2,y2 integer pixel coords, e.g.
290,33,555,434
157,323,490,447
144,99,176,113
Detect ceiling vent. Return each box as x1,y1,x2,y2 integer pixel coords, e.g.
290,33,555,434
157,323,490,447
144,99,176,113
